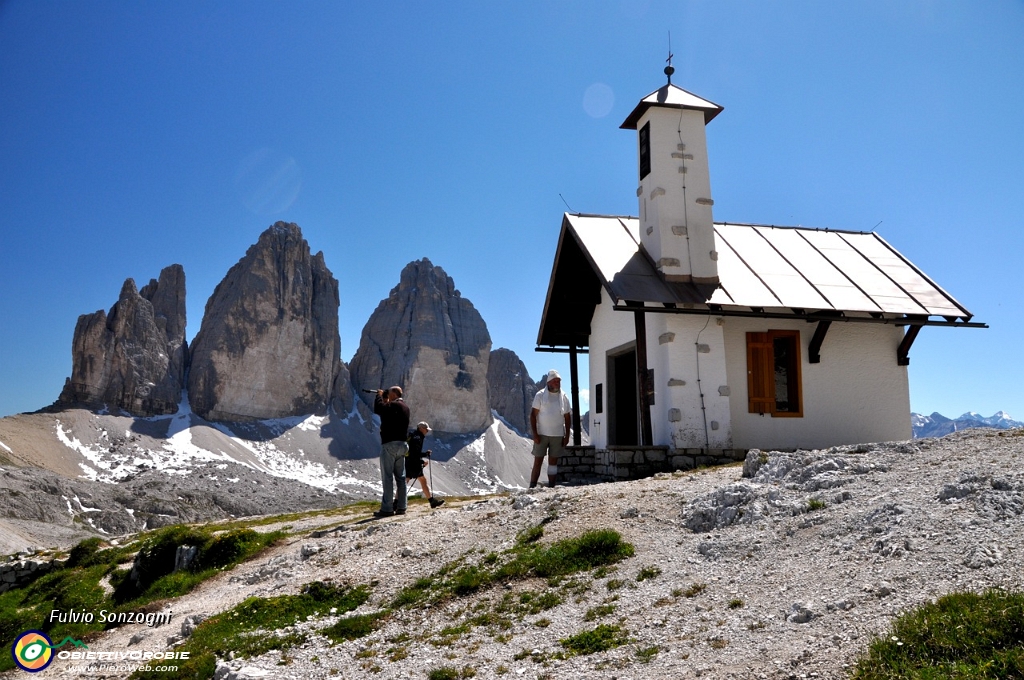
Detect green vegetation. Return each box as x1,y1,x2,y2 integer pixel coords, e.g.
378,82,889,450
0,525,283,673
559,624,631,656
385,528,633,650
636,565,662,582
515,524,545,545
635,645,660,663
683,582,707,598
728,598,744,609
390,528,634,611
806,498,827,511
428,666,476,680
112,525,285,604
321,612,380,643
852,589,1024,679
133,581,371,679
583,603,616,621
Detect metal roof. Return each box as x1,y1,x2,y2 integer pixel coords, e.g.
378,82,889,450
620,83,724,129
562,214,973,320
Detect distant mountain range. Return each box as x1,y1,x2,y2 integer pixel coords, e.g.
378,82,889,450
911,411,1023,439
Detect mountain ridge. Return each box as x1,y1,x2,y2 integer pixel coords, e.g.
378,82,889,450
911,410,1023,438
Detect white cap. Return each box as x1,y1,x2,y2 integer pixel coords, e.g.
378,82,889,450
546,369,561,382
417,421,431,432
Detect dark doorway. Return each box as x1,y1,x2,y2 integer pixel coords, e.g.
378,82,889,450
607,347,639,446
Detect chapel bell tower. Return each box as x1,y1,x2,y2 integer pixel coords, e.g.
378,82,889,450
620,64,722,293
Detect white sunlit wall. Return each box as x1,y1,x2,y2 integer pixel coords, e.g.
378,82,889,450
722,318,912,450
648,310,732,451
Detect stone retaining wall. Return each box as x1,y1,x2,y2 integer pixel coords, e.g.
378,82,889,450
559,445,747,485
0,556,66,594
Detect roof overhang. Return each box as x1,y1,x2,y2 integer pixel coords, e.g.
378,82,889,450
620,84,724,130
537,213,713,348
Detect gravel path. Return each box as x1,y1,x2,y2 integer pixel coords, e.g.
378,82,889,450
26,428,1024,680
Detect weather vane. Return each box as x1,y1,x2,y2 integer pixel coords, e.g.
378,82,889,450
665,31,674,84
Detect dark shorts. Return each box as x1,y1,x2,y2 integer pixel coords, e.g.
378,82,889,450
407,456,426,479
532,435,564,460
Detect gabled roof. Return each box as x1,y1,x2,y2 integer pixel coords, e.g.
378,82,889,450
620,83,724,129
537,214,976,347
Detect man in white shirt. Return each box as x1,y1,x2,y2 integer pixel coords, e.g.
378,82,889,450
529,369,572,488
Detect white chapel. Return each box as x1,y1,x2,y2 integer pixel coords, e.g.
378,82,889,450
537,68,984,459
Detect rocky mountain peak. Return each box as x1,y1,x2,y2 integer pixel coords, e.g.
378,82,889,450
58,264,188,416
349,258,491,432
487,348,538,435
187,222,343,422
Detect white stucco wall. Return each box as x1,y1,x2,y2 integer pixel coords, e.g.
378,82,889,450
648,312,733,450
587,290,732,450
588,295,912,451
722,318,912,450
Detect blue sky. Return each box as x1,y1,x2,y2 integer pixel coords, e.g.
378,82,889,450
1,1,1022,421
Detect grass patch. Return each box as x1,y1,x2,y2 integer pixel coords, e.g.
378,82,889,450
683,582,707,598
728,598,744,609
390,529,633,611
584,603,616,621
516,590,562,614
516,524,545,545
428,666,476,680
560,624,631,656
806,498,827,511
321,613,380,643
112,526,284,604
636,566,662,582
635,645,660,663
132,581,371,679
852,589,1024,679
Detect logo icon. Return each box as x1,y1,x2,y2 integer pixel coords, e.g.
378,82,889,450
11,630,54,672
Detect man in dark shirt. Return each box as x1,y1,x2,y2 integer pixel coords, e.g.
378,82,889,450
373,386,410,517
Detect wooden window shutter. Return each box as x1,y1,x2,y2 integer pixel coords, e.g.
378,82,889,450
746,332,774,414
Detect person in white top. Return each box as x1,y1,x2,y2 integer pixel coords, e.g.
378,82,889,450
529,369,572,488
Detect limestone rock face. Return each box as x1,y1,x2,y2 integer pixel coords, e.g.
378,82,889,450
188,222,341,422
487,348,537,435
349,258,491,433
58,265,188,416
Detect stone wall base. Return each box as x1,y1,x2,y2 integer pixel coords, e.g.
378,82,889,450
559,445,747,485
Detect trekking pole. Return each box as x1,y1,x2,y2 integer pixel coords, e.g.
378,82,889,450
428,449,434,497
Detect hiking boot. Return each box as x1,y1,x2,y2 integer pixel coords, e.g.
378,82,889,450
429,497,445,509
394,508,406,515
372,509,394,518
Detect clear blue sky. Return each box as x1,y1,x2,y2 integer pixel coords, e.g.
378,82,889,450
2,1,1022,421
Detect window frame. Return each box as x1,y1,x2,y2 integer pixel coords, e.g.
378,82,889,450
746,329,803,418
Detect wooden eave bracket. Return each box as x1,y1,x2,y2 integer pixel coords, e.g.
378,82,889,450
808,319,832,364
897,316,928,366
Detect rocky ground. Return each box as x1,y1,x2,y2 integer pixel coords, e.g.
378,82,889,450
13,427,1024,680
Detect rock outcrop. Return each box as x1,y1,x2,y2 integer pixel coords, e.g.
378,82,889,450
187,222,343,422
349,258,491,433
58,265,187,416
487,348,537,435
